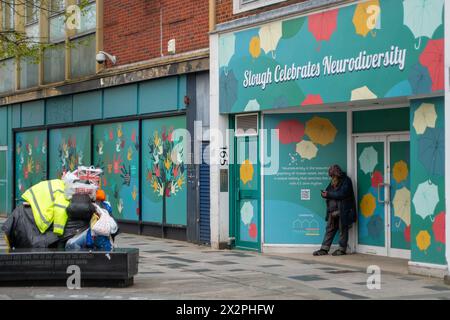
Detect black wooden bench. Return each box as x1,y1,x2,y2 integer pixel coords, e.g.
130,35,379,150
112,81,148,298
0,248,139,288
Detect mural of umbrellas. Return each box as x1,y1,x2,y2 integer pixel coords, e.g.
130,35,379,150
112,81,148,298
358,146,378,175
258,21,282,58
308,9,339,50
419,127,444,177
244,99,260,112
240,159,254,185
304,116,337,146
241,201,254,225
219,69,238,113
351,86,377,101
360,193,376,218
413,103,437,135
219,33,236,70
276,119,305,144
393,187,411,228
301,94,324,107
392,160,409,184
353,0,381,37
412,180,439,220
403,0,444,49
371,170,383,188
249,36,261,59
296,140,318,160
419,39,444,91
367,215,383,239
416,230,431,252
408,64,432,95
432,211,445,244
282,17,305,39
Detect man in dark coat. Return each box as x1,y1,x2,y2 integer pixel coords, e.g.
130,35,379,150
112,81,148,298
313,165,357,256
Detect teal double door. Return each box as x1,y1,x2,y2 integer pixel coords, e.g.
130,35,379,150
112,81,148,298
0,147,7,217
355,134,411,258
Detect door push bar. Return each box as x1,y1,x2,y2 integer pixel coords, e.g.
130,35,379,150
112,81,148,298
377,183,390,205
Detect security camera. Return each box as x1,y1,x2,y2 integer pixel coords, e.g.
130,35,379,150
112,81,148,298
96,51,117,65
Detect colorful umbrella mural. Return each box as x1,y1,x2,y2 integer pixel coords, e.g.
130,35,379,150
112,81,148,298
404,225,411,242
308,9,339,48
241,201,254,225
408,64,432,95
282,17,305,39
393,160,409,184
249,36,261,58
416,230,431,252
432,211,445,244
219,70,238,113
353,0,381,37
295,140,318,160
301,94,324,106
244,99,260,112
403,0,444,49
371,170,383,188
360,193,376,218
351,86,377,101
368,215,383,239
219,33,235,70
412,180,439,220
413,103,437,135
276,119,305,144
418,127,444,177
419,39,444,91
249,223,257,239
358,146,378,175
304,116,337,146
240,160,254,185
393,187,411,227
259,21,282,57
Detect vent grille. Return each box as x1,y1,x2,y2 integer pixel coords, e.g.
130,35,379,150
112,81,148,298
235,114,258,136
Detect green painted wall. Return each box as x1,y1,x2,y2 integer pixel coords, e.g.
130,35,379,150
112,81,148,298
410,97,445,265
139,76,187,114
104,84,138,119
353,108,410,133
0,107,7,145
73,91,103,122
21,101,45,127
46,96,73,125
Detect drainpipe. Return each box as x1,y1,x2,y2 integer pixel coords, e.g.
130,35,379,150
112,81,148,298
209,0,216,32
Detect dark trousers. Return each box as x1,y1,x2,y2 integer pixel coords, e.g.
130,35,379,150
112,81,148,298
320,215,349,252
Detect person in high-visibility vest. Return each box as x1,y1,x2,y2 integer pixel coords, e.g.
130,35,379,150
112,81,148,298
22,179,70,236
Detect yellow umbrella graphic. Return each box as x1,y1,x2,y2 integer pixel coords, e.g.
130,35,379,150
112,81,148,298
360,193,376,218
305,117,337,146
413,103,437,135
393,187,411,227
352,0,381,37
296,140,318,160
249,36,261,58
393,160,409,183
240,159,254,185
258,21,282,58
351,86,377,101
416,230,431,252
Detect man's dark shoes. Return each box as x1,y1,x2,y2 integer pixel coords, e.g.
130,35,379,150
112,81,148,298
313,249,328,256
332,249,346,256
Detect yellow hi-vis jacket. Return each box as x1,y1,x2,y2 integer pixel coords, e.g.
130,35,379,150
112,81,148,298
22,179,70,236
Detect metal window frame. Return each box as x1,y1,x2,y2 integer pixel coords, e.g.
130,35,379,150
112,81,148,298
235,113,259,137
233,0,288,14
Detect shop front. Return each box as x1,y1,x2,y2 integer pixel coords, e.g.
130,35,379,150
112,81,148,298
212,0,447,275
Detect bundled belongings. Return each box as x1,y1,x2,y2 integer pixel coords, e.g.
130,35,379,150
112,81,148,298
66,193,96,221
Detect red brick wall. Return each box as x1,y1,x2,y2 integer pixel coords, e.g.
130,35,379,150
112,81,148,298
217,0,308,24
104,0,209,67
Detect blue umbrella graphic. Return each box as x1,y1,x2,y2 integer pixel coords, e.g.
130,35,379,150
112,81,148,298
367,215,383,239
408,64,432,95
219,69,238,113
419,127,445,177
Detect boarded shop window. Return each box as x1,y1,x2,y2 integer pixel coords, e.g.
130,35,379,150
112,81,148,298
15,131,47,206
49,126,91,179
93,121,140,222
141,116,188,226
0,59,16,93
70,34,96,78
43,44,65,83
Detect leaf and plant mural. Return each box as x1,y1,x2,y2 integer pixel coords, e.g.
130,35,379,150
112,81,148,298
142,116,187,226
49,126,91,179
94,121,139,221
15,131,47,205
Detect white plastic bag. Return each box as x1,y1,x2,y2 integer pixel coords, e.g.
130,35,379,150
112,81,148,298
92,204,118,236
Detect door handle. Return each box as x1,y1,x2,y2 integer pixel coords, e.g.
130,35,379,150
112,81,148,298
377,183,390,204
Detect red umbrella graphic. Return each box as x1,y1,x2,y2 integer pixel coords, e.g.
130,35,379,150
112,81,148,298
276,119,305,144
308,9,339,49
249,223,257,239
419,39,444,92
404,225,411,243
432,211,445,244
301,94,324,106
371,170,383,189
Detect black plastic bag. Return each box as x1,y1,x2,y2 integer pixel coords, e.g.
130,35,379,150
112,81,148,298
67,193,95,221
1,205,60,249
